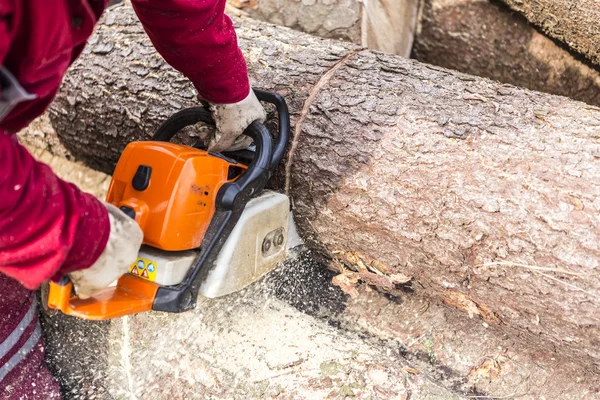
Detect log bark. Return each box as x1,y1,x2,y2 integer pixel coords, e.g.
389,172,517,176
226,0,420,57
227,0,363,46
412,0,600,107
31,3,600,368
500,0,600,67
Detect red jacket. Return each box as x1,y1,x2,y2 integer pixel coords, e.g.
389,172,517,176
0,0,250,289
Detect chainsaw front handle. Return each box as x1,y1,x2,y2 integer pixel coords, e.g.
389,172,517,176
153,88,290,171
254,89,290,170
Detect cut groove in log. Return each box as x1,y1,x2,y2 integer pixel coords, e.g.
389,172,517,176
285,48,364,194
27,3,600,369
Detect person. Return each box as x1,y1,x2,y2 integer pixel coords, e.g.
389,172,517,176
0,0,266,398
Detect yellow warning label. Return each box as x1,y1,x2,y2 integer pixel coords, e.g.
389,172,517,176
129,258,157,282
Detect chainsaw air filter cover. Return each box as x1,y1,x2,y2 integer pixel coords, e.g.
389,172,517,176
106,141,246,252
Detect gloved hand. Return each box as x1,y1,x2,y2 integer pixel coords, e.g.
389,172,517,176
206,88,267,153
68,202,143,299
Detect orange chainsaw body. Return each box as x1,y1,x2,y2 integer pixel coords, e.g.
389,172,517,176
47,141,246,319
106,141,245,251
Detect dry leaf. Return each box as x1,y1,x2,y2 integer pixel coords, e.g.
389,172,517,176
468,358,502,381
330,249,413,298
389,273,412,284
567,195,584,211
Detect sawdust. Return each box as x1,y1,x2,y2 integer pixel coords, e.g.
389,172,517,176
97,264,459,399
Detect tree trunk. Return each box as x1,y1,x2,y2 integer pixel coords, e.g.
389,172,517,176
499,0,600,68
226,0,421,57
412,0,600,107
31,3,600,368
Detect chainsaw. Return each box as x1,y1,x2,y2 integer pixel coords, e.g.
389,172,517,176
47,89,291,320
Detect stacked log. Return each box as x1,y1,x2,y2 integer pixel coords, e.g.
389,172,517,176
500,0,600,67
412,0,600,107
227,0,420,57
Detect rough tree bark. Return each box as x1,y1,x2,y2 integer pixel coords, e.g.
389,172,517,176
412,0,600,107
32,4,600,370
499,0,600,67
227,0,600,106
226,0,421,57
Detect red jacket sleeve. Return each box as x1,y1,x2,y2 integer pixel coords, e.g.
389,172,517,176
0,1,110,289
0,133,110,289
130,0,250,104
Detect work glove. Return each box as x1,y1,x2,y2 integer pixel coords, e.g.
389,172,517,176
68,202,143,299
205,88,267,153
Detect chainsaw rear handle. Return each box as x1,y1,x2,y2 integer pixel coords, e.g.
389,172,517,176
153,88,290,171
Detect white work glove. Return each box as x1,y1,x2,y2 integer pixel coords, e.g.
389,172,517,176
206,88,267,153
68,202,143,299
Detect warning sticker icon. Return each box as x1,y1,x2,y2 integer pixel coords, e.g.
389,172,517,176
129,258,157,282
129,259,144,277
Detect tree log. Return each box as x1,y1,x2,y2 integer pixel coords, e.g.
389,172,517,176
499,0,600,67
32,3,600,367
226,0,420,57
412,0,600,107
